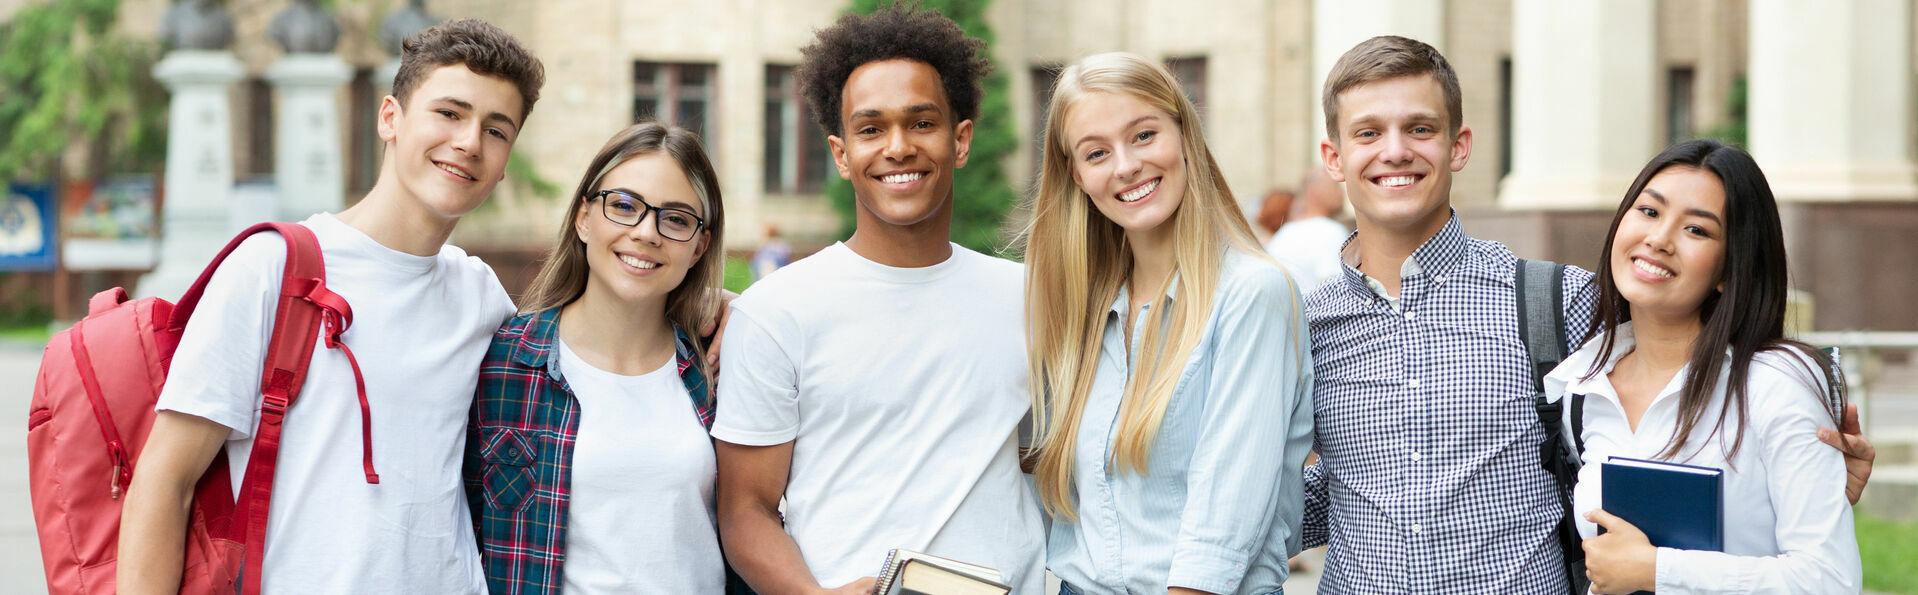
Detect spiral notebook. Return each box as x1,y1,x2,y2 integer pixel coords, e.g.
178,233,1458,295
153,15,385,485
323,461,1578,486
873,549,1010,595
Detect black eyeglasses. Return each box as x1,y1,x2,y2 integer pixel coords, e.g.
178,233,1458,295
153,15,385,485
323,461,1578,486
589,189,705,242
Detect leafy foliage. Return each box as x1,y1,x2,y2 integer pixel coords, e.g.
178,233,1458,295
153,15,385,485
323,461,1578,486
0,0,168,184
827,0,1020,256
1699,76,1747,148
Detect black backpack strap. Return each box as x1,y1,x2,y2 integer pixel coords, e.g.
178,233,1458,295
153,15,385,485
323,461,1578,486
1516,258,1587,595
1516,259,1568,387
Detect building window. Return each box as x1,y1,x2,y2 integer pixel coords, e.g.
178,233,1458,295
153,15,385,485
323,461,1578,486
349,68,377,196
763,65,833,195
1499,57,1513,180
634,62,717,142
1029,64,1064,179
1164,56,1207,115
245,78,273,176
1667,66,1696,145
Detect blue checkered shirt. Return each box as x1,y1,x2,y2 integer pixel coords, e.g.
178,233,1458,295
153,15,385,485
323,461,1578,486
1300,214,1596,593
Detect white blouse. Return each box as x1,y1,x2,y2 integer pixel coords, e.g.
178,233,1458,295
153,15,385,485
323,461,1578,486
1544,323,1861,594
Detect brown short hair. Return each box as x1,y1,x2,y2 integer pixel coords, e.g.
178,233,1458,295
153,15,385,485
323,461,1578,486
391,19,545,123
1321,35,1461,143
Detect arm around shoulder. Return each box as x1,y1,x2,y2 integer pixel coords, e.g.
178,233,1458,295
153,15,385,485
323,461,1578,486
1653,361,1862,593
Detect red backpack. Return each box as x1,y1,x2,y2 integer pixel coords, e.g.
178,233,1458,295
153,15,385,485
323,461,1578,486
27,222,371,594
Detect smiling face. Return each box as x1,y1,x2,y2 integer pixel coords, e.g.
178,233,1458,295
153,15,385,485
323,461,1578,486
574,152,710,311
377,64,524,222
1320,74,1471,240
827,59,973,231
1610,166,1728,323
1064,91,1187,244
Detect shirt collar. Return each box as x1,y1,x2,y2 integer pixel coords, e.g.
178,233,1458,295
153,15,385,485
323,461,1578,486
508,307,705,397
1336,210,1468,294
1108,273,1183,317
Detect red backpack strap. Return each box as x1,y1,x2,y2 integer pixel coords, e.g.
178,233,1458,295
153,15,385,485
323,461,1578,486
175,222,377,595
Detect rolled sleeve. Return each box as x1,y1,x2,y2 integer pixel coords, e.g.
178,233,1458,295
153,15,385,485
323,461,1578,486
1301,461,1329,549
1169,265,1315,592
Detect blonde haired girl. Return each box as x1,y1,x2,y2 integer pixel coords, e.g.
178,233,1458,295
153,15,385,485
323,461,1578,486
1021,52,1314,595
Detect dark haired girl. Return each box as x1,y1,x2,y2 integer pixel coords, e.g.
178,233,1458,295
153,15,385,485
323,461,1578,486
1545,139,1860,593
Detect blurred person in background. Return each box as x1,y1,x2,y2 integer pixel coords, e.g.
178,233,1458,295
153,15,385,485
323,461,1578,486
1265,168,1347,292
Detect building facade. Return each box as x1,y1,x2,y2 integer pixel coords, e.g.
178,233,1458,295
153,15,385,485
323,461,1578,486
6,0,1916,328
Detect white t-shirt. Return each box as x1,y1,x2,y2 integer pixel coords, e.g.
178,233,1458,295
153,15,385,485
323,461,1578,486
1265,216,1349,292
711,242,1046,593
157,212,513,593
1546,322,1862,593
554,340,722,594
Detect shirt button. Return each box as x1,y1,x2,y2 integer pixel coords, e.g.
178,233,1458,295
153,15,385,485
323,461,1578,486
1412,522,1423,535
1411,451,1422,462
1406,311,1418,321
1408,378,1422,389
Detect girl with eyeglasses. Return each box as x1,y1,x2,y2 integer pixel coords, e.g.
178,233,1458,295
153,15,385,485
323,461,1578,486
464,121,742,593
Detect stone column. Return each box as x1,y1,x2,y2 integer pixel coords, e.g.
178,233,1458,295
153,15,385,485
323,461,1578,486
1310,0,1445,143
1497,0,1657,209
1748,0,1918,202
266,55,353,219
139,51,245,299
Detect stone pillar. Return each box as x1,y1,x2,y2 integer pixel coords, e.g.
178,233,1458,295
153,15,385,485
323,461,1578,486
1748,0,1918,202
139,50,245,299
1310,0,1445,143
1497,0,1657,210
266,55,353,219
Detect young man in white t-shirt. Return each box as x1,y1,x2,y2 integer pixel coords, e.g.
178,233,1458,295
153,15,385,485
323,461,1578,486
713,6,1046,594
117,20,544,594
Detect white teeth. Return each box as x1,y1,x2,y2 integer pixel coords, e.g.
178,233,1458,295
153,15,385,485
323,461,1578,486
1118,179,1159,202
1377,175,1416,188
618,254,659,270
1633,259,1673,279
436,162,475,181
880,172,926,184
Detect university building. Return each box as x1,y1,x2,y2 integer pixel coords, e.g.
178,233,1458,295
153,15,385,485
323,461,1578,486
4,0,1915,329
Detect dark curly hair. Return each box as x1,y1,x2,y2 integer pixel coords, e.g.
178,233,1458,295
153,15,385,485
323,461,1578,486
797,2,990,137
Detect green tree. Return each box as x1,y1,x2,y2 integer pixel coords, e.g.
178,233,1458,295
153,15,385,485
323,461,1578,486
0,0,167,185
828,0,1020,256
1700,76,1748,148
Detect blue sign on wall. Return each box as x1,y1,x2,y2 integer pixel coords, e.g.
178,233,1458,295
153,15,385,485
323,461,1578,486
0,183,58,271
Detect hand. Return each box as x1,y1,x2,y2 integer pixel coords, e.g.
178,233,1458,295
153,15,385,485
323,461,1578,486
818,576,877,595
701,288,739,370
1582,510,1657,594
1816,402,1875,505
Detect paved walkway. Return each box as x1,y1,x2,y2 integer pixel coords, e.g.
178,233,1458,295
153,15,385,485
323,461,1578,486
1,340,49,592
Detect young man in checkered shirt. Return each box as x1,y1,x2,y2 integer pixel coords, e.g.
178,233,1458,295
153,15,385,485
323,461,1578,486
1298,35,1878,593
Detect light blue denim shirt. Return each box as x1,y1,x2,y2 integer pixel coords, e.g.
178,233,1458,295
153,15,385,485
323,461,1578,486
1047,249,1315,595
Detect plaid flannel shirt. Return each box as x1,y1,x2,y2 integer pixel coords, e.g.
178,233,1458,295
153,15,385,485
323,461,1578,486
463,309,715,594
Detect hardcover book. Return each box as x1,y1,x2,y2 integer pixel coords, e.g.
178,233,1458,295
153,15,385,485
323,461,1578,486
872,549,1009,595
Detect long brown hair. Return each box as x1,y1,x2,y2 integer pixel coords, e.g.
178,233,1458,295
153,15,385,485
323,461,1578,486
1583,139,1844,462
518,122,727,372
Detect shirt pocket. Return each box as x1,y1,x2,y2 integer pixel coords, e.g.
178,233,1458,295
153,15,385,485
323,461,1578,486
479,427,539,516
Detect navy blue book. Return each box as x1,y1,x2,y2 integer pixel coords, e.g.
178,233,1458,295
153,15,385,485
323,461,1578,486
1601,456,1725,552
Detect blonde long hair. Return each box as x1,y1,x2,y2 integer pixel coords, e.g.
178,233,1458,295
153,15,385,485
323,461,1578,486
1019,52,1265,521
